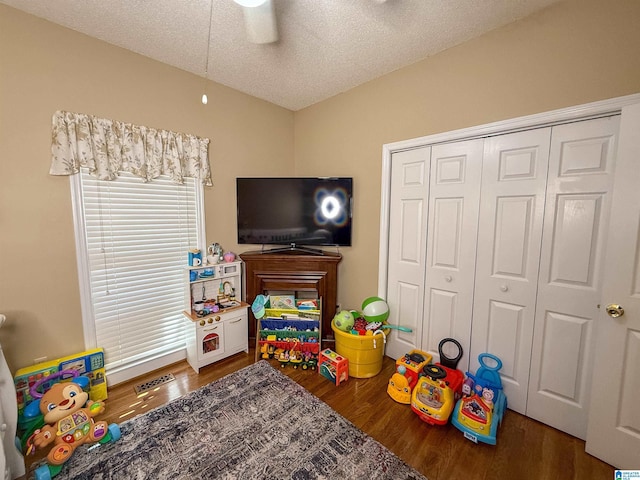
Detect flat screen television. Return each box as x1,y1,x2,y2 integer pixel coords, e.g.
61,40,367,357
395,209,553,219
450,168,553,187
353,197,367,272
236,177,353,248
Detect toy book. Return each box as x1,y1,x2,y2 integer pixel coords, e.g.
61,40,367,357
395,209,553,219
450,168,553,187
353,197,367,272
269,295,296,309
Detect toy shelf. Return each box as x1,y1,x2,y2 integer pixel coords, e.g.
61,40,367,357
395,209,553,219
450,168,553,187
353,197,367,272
255,306,322,369
257,329,320,350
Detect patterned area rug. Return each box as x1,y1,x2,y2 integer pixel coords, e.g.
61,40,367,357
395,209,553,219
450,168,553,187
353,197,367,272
37,360,428,479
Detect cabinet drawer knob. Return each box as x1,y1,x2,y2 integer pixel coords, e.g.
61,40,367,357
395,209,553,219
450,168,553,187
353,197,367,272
444,275,452,282
500,284,509,292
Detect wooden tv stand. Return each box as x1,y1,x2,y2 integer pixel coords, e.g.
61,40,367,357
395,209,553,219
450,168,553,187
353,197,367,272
240,249,342,342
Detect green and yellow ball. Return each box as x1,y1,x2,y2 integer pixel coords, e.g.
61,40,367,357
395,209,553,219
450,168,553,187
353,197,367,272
333,310,355,331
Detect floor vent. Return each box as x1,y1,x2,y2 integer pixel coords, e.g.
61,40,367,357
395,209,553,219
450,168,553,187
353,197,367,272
134,373,175,394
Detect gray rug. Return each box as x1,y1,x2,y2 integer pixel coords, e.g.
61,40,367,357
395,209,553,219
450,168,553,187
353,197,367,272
35,360,427,480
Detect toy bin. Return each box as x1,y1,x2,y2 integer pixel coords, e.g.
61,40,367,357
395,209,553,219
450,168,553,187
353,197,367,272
331,321,387,378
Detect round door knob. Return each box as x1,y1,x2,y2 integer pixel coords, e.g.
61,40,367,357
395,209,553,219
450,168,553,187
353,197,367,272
606,304,624,318
199,320,205,326
207,318,213,324
500,285,509,292
444,275,452,282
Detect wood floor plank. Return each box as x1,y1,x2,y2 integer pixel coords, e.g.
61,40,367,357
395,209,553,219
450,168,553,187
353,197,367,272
21,350,615,480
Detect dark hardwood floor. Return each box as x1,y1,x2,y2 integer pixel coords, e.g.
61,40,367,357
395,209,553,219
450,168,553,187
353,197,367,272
24,349,615,480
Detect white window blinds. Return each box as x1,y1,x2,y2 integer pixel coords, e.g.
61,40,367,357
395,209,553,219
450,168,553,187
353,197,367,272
73,169,203,381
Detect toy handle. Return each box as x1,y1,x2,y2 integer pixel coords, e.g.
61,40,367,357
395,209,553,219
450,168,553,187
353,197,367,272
29,369,79,399
383,324,413,332
438,337,463,370
478,353,503,372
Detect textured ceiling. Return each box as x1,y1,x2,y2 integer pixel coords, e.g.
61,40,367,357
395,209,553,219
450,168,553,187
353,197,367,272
1,0,561,111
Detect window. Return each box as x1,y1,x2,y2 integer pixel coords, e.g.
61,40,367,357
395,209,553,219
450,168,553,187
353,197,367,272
71,169,205,384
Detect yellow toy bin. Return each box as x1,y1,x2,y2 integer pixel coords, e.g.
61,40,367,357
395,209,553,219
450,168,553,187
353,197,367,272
332,321,388,378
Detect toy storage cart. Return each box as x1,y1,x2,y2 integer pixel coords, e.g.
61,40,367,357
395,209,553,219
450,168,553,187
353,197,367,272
331,321,388,378
255,306,322,369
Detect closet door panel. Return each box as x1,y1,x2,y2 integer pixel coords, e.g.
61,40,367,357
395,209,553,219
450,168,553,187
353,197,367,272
527,116,620,439
586,103,640,468
385,147,430,359
422,140,483,369
485,300,524,379
471,128,551,414
493,196,535,279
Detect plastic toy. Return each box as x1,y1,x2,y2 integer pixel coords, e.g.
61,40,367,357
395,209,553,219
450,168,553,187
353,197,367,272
15,348,107,424
387,349,432,404
361,296,390,323
346,297,411,334
411,365,458,425
333,310,355,331
288,347,303,368
301,352,318,370
410,338,464,425
451,353,507,445
26,375,120,480
251,294,270,319
16,348,107,454
318,349,349,386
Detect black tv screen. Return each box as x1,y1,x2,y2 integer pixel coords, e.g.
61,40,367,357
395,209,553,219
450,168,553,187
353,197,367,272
236,177,353,246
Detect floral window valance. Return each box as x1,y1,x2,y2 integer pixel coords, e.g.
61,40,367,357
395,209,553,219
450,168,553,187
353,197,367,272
49,110,212,186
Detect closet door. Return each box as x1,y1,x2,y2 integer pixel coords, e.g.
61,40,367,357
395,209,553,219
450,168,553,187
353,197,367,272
470,128,551,414
421,140,483,368
527,116,620,440
385,147,430,359
586,102,640,469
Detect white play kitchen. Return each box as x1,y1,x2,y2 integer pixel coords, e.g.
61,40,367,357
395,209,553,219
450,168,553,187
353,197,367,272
182,259,249,373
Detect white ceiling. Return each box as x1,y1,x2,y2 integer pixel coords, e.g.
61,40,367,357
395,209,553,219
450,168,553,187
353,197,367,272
1,0,561,111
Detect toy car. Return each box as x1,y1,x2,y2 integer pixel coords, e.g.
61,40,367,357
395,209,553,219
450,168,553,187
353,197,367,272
387,349,432,404
451,353,507,445
411,364,463,425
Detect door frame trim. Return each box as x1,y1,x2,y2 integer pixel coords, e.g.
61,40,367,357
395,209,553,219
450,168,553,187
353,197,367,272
378,93,640,297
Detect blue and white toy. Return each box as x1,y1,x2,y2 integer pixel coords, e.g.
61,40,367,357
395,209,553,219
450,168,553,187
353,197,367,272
451,353,507,445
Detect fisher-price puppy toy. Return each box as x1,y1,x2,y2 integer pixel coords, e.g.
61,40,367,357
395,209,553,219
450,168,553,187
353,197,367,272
25,372,120,480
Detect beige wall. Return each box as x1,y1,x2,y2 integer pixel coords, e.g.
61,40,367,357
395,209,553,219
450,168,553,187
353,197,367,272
0,5,294,371
293,0,640,316
2,0,640,373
